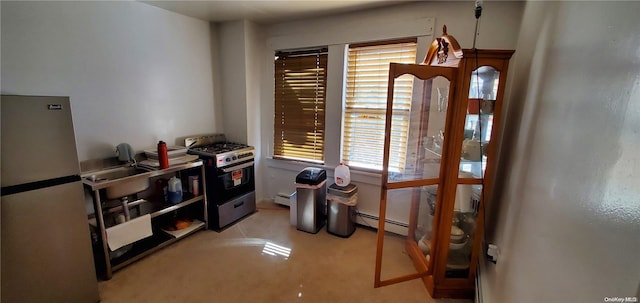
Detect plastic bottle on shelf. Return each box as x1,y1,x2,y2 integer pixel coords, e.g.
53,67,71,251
167,176,183,204
334,162,351,187
188,175,199,196
157,140,169,169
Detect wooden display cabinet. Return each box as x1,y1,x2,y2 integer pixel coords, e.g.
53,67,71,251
374,28,513,298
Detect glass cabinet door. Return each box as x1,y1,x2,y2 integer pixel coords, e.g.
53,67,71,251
375,64,457,287
384,69,456,273
446,65,500,279
386,74,452,183
444,183,482,278
459,66,500,179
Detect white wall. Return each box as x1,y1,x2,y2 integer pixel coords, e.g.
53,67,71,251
257,1,524,227
1,1,217,161
218,20,248,144
481,1,640,302
243,20,266,202
217,19,265,199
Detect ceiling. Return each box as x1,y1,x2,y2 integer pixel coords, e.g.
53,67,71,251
140,0,410,24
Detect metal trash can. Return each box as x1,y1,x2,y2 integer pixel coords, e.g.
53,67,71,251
295,167,327,234
327,183,358,237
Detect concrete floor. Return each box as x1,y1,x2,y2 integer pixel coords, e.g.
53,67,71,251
98,201,473,303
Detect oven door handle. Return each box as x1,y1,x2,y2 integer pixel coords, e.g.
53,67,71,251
221,161,254,173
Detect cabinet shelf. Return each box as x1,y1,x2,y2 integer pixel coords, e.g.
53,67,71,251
160,219,205,238
149,194,204,219
424,147,442,158
90,194,205,225
110,232,172,269
110,221,206,271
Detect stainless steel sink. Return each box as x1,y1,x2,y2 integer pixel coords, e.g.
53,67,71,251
83,166,150,199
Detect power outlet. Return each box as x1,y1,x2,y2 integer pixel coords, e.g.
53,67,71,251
487,244,499,264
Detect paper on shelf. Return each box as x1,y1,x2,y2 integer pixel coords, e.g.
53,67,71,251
106,214,153,251
160,219,205,239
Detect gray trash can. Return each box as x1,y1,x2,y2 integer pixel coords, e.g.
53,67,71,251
327,183,358,237
295,167,327,234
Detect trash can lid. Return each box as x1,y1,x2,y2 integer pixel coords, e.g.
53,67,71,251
328,183,358,196
295,167,327,185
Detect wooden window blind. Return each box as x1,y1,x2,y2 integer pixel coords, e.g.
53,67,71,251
274,48,328,163
343,40,417,171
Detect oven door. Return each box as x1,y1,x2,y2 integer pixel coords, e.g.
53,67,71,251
212,160,255,204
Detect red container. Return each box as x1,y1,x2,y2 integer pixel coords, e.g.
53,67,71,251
157,141,169,169
468,98,481,114
155,178,168,202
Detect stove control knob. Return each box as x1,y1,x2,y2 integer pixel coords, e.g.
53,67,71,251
232,156,237,160
225,157,231,162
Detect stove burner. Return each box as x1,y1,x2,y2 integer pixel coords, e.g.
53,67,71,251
190,142,249,154
185,134,255,169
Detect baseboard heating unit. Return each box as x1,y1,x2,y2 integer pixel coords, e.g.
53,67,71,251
274,192,294,206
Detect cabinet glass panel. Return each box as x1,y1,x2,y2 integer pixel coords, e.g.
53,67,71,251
413,185,440,267
380,186,427,280
445,184,481,278
387,74,451,182
459,66,499,178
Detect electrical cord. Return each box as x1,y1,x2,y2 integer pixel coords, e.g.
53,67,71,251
355,206,376,229
473,49,491,263
471,0,493,263
473,17,495,263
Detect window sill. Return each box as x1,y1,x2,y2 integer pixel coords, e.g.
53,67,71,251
264,157,381,186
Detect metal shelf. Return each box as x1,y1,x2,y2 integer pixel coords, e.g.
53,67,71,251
150,195,204,219
84,160,208,280
82,160,204,191
111,221,206,271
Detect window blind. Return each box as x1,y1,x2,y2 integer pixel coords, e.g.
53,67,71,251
343,40,417,171
274,48,328,163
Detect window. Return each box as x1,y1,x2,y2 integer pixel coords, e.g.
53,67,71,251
273,48,328,163
342,39,417,171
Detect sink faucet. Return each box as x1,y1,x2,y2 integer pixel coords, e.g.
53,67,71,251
116,143,137,166
127,159,138,167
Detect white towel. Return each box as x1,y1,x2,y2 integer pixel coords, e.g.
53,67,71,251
106,214,153,251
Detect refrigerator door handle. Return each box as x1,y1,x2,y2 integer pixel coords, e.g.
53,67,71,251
1,175,81,197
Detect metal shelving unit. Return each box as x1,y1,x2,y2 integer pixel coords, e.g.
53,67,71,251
83,160,207,279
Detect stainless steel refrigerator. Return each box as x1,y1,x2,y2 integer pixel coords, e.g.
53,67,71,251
1,95,99,303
